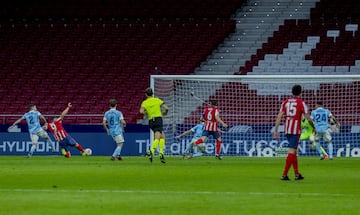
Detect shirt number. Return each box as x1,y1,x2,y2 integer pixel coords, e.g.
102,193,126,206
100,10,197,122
286,102,297,116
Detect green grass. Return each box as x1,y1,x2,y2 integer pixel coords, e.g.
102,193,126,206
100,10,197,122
0,156,359,215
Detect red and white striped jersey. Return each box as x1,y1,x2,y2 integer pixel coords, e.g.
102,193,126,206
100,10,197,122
280,97,308,135
203,107,219,131
47,118,68,141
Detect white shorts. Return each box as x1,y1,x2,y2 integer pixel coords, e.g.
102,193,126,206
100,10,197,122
315,130,332,143
30,129,49,144
112,134,124,144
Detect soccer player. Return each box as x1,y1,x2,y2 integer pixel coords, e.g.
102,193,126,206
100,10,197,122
194,100,228,160
311,101,340,160
44,103,87,158
301,116,328,158
274,85,312,180
175,117,206,159
140,87,169,163
8,103,56,158
103,99,126,161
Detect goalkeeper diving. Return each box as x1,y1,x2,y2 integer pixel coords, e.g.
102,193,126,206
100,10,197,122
175,117,206,159
175,117,225,159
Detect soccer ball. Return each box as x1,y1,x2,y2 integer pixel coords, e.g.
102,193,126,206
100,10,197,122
84,148,92,156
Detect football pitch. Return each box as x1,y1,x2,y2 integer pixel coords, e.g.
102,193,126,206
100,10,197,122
0,156,359,215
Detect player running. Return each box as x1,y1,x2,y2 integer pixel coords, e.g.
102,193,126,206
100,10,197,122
103,99,127,161
175,117,206,159
194,100,228,160
44,103,87,158
301,116,328,158
8,103,56,158
274,85,313,180
311,101,340,160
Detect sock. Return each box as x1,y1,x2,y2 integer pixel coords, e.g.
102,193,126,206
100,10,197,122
282,153,293,176
320,146,328,156
195,138,203,145
61,148,67,155
47,139,55,150
328,142,333,158
193,152,203,157
315,142,323,156
159,138,165,155
215,140,221,155
112,146,122,157
292,154,299,175
76,144,85,152
185,141,192,154
151,139,160,154
29,145,36,155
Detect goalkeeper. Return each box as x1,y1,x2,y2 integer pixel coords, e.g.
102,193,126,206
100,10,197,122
301,116,328,158
175,117,206,159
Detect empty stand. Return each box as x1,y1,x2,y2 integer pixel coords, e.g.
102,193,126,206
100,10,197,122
239,0,360,75
0,0,241,124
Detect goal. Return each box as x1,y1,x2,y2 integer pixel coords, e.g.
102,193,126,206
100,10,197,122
150,75,360,157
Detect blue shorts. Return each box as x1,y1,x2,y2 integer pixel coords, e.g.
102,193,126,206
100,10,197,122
201,130,220,140
58,136,77,149
286,134,300,149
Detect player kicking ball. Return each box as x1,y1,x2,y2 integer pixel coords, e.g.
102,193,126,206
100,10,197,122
310,101,340,160
44,103,88,157
8,103,56,158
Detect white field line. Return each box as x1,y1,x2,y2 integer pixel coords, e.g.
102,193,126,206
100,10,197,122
0,189,355,197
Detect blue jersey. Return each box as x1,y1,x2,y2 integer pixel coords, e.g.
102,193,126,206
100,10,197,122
23,110,42,134
103,109,124,137
311,107,332,132
191,123,204,140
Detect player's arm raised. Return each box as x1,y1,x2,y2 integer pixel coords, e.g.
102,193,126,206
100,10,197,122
60,102,72,119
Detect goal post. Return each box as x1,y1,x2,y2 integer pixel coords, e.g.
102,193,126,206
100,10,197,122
150,75,360,157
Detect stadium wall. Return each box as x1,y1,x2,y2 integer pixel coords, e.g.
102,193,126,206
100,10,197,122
0,124,359,157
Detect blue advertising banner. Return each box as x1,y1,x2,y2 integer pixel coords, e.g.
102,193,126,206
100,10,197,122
1,132,360,157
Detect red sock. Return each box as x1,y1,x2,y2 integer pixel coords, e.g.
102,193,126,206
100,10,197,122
76,144,85,152
195,139,203,145
282,153,293,176
216,140,221,155
293,154,299,175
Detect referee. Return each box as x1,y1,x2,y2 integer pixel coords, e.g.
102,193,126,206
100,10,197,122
140,87,169,163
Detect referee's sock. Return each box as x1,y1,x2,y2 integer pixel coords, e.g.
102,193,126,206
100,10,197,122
159,138,165,155
151,139,159,154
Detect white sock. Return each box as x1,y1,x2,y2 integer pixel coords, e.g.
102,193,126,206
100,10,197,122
328,143,333,158
47,139,55,150
315,142,323,156
112,146,122,157
29,145,36,155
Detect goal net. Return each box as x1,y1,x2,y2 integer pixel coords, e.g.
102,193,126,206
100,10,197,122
151,75,360,157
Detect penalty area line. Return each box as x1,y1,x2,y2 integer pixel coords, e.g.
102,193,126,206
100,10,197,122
0,189,355,197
